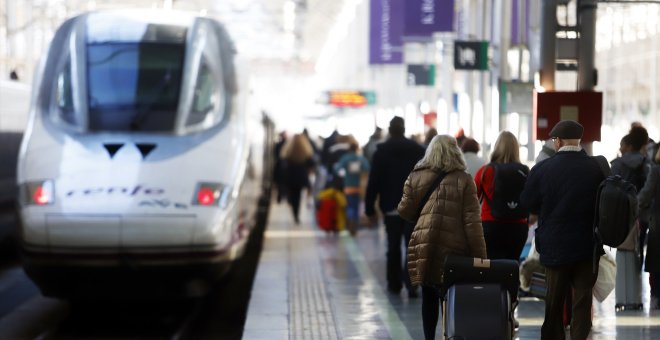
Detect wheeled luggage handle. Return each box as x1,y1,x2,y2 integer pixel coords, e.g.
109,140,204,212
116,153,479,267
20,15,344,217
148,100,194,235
473,258,491,268
442,255,520,302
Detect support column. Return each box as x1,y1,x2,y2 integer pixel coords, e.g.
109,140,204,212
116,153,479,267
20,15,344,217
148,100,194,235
500,0,512,83
652,31,657,128
477,0,490,145
486,0,504,153
440,35,454,136
467,0,480,138
577,0,597,91
539,0,557,91
577,0,597,155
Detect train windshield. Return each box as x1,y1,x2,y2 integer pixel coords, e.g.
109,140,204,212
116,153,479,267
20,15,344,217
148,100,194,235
86,42,185,132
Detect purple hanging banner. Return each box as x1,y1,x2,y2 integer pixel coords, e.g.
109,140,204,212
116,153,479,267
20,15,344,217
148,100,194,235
511,0,519,45
369,0,404,64
511,0,530,45
403,0,455,40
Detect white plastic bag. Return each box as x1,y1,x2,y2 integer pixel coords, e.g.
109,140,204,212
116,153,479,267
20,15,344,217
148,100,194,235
593,249,617,302
520,236,542,290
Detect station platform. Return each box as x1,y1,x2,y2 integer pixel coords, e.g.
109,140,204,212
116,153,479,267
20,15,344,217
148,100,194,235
243,201,660,339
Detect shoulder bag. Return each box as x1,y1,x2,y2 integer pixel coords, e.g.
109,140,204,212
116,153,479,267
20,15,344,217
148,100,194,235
415,171,447,222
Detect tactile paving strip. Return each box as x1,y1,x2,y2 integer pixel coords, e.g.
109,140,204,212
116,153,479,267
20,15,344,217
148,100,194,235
289,238,340,340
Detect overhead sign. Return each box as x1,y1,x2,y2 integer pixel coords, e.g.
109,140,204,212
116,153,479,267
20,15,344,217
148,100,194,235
369,0,404,64
454,41,489,70
407,64,436,86
404,0,455,40
319,91,377,108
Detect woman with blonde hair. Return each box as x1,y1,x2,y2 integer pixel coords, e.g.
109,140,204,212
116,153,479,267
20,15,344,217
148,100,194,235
475,131,530,261
398,135,486,340
281,133,315,224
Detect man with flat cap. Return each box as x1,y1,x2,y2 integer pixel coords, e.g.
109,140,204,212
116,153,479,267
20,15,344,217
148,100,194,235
521,120,608,339
365,116,425,297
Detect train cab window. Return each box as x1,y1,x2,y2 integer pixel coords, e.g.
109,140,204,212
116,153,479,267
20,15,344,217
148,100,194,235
86,42,185,132
55,60,77,125
186,58,223,128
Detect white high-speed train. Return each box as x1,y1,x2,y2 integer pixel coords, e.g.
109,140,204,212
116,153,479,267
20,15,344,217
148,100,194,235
17,10,274,297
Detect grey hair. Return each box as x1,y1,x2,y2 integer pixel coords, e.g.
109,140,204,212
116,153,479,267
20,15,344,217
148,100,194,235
417,135,467,172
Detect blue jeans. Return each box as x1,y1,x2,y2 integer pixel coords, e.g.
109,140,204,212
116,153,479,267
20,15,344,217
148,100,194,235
345,193,360,224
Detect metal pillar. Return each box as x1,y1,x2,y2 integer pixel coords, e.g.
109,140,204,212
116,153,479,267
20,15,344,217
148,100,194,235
500,0,512,83
440,35,454,136
478,0,490,146
490,0,504,142
539,0,557,91
466,0,477,137
577,0,597,91
577,0,597,155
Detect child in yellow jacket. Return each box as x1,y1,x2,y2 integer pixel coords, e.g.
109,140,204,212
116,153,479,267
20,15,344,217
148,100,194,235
316,179,347,232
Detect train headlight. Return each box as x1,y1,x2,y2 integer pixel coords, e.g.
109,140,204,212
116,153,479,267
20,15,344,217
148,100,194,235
22,180,55,206
192,182,231,208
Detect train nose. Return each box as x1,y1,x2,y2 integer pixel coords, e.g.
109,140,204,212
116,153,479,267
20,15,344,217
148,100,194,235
102,143,157,159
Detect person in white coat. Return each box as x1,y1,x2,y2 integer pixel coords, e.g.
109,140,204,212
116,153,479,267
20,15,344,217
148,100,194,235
460,137,485,178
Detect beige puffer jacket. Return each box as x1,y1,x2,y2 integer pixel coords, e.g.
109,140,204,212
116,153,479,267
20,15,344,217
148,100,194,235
398,166,486,287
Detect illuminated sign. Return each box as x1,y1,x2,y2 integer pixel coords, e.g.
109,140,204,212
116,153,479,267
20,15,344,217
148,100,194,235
407,64,435,86
454,41,489,70
321,91,377,108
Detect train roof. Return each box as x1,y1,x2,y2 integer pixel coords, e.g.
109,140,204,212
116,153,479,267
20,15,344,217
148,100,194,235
86,11,193,44
77,10,227,45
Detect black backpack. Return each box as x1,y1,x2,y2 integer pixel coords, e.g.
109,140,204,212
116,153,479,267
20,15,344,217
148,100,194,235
480,162,530,220
592,156,638,248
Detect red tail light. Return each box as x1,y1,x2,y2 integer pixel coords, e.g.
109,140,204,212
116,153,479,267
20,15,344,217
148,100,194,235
34,186,51,205
192,182,230,207
23,180,55,205
197,187,216,206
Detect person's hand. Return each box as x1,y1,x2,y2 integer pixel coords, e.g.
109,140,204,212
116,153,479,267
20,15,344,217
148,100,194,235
528,214,538,226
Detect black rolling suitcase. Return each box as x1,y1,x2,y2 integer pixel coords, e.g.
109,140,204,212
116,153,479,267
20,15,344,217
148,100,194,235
442,256,519,340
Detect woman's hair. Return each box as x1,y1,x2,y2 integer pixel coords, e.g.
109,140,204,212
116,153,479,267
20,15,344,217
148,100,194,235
281,133,314,163
461,137,480,153
628,125,649,152
490,131,520,164
619,134,633,154
417,135,467,172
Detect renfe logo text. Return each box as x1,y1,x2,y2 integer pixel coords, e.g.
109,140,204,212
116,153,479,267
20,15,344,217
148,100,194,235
65,185,165,197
